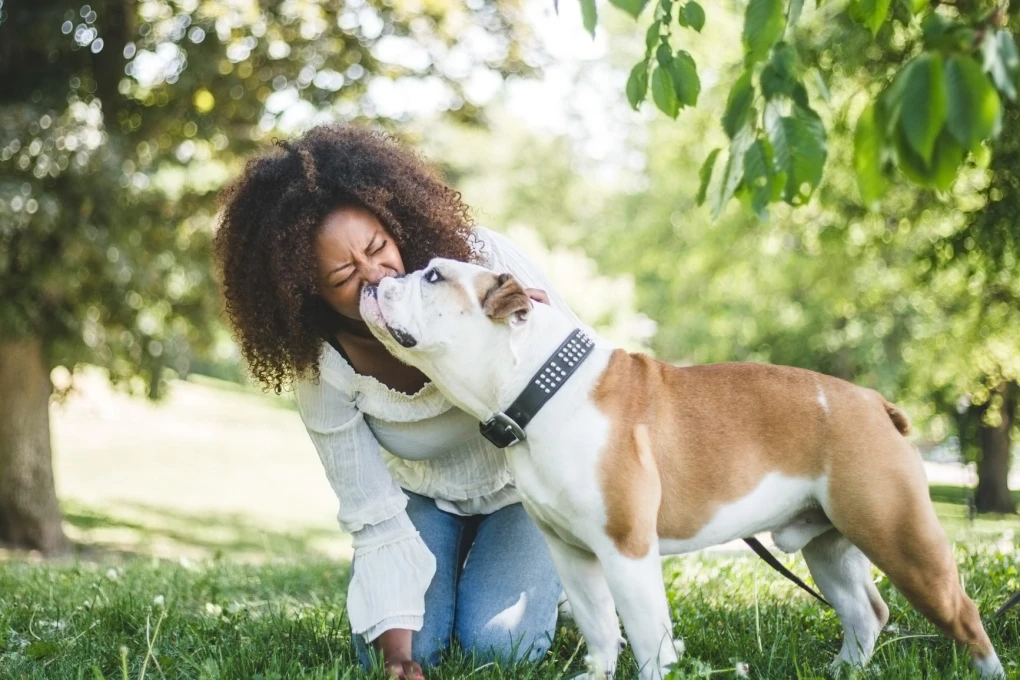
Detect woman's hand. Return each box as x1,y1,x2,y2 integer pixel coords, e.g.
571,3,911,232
385,659,424,680
525,288,550,305
376,629,424,680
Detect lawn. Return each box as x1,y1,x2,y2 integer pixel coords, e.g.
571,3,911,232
0,373,1017,679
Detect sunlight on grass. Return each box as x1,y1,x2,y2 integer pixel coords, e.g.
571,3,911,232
46,369,351,562
1,373,1016,678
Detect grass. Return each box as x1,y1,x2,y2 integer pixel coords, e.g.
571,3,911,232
0,372,1017,678
1,542,1017,679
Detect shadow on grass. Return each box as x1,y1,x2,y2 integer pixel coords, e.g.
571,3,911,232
61,501,348,562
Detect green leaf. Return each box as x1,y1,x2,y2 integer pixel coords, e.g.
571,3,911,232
854,103,886,207
760,45,798,100
849,0,891,36
877,58,918,137
684,1,705,31
722,70,754,138
656,44,672,68
812,69,831,103
766,106,827,204
580,0,597,36
696,148,721,206
651,64,680,118
742,138,776,218
982,29,1019,101
770,41,798,77
670,50,700,107
788,0,805,27
900,0,928,13
609,0,649,18
645,21,661,55
899,53,946,164
945,55,1002,151
930,129,964,191
743,0,786,65
920,13,951,47
713,122,757,216
892,124,930,185
626,61,649,110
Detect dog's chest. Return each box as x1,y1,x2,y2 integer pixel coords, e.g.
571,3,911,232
505,395,614,549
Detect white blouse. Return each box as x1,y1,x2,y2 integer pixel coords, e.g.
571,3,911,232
294,227,588,643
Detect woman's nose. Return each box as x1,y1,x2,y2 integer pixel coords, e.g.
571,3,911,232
363,262,397,285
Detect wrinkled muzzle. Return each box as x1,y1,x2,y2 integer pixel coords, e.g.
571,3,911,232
360,279,418,349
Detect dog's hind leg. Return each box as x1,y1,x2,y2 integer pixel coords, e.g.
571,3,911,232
540,530,623,679
823,432,1004,678
800,529,888,670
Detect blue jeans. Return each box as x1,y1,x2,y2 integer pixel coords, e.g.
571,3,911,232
355,491,561,668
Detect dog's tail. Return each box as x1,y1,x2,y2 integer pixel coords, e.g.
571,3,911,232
882,397,911,436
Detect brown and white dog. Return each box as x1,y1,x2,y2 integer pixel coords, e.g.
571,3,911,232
359,259,1005,679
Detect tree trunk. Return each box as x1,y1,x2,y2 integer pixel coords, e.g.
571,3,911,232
0,338,69,555
975,382,1017,515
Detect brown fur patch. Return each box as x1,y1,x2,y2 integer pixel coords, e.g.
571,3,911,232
599,424,661,558
478,272,531,321
591,352,996,659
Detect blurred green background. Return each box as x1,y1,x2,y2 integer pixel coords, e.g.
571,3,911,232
0,0,1018,600
1,0,1019,677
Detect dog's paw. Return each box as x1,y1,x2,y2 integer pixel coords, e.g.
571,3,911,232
672,638,686,658
574,654,612,680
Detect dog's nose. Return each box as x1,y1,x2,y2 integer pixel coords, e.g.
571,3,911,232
362,284,379,300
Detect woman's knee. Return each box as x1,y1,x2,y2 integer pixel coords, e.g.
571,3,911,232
455,594,558,663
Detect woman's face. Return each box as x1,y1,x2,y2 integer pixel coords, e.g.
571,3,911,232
315,205,406,321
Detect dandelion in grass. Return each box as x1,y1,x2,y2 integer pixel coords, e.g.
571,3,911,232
153,595,165,608
735,661,750,677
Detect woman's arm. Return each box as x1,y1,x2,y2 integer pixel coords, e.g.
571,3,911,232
294,360,436,675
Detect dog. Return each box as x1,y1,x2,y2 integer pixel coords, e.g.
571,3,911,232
359,259,1004,679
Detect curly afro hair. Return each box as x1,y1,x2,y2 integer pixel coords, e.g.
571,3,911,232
213,124,479,393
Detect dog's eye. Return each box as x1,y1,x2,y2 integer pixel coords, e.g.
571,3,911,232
424,268,443,284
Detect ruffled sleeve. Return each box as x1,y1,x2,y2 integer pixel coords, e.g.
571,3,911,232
295,350,437,641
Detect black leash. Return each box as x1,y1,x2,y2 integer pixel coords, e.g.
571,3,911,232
992,590,1020,619
744,537,1020,622
743,537,831,607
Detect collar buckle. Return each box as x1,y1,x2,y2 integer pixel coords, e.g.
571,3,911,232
479,411,527,449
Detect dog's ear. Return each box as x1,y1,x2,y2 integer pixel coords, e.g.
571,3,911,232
480,273,532,323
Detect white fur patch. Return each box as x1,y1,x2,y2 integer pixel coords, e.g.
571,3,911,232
659,473,824,555
816,382,830,414
974,651,1005,678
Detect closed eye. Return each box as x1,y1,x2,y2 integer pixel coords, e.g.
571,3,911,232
424,268,443,284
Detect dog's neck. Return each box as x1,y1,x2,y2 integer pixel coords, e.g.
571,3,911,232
437,303,580,425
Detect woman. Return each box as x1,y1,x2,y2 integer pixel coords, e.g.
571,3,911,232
214,124,585,678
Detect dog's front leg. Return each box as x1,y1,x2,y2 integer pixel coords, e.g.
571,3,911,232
598,545,680,680
540,529,623,679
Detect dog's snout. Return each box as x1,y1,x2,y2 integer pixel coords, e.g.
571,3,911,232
362,284,379,300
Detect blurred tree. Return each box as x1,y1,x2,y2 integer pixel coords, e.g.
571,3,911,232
0,0,534,554
565,4,1019,512
581,0,1019,216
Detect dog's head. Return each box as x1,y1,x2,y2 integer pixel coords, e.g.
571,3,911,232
359,258,534,412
